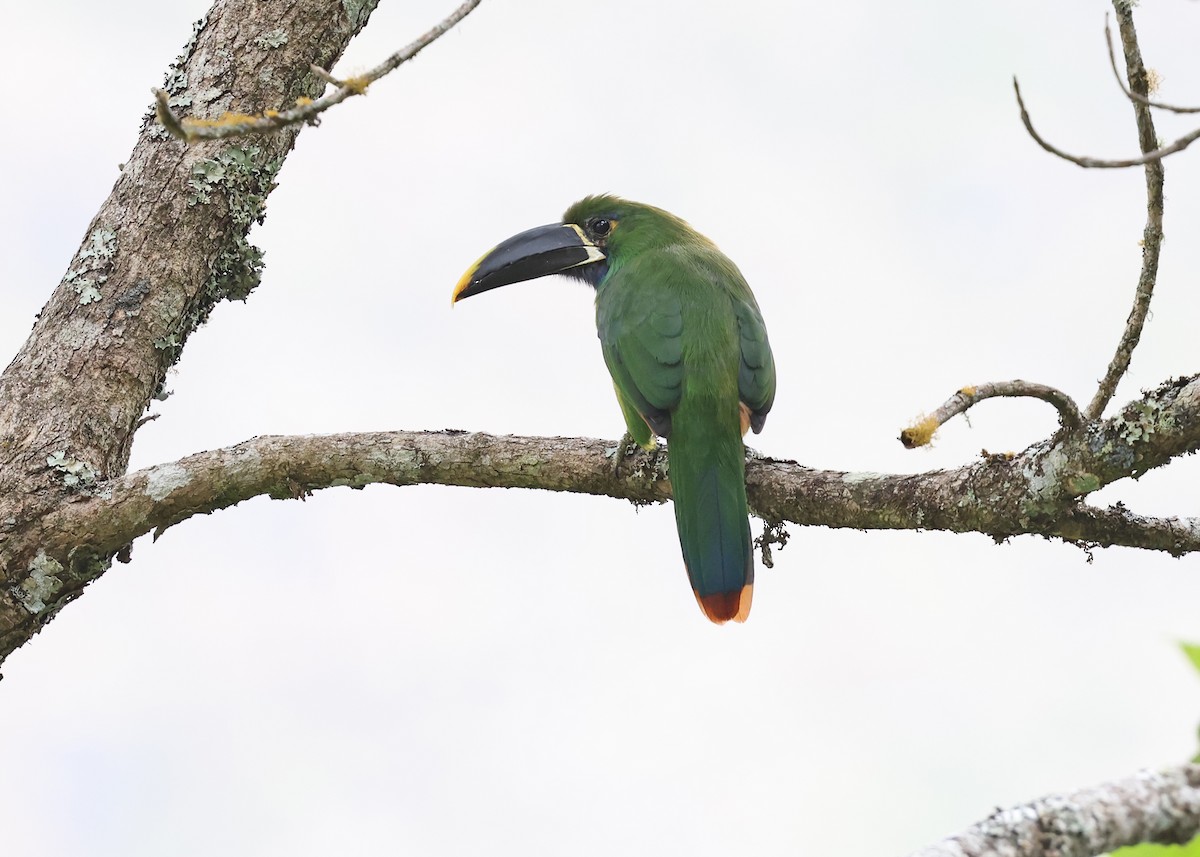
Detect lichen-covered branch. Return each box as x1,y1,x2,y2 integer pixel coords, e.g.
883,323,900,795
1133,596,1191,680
154,0,481,142
906,764,1200,857
1058,504,1200,556
3,373,1196,663
748,378,1200,543
900,381,1083,449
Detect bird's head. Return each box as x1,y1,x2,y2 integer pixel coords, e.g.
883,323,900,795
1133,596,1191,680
452,195,695,302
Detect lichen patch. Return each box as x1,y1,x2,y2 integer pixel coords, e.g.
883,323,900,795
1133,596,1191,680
146,463,192,501
13,551,65,613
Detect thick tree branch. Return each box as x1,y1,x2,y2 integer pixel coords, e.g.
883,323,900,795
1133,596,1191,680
907,764,1200,857
900,381,1083,449
27,409,1200,568
154,0,481,142
4,373,1196,662
1085,3,1166,420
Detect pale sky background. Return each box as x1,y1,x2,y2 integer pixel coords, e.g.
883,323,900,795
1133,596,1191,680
2,1,1200,855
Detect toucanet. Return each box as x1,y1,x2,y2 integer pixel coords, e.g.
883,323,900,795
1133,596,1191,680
453,195,776,623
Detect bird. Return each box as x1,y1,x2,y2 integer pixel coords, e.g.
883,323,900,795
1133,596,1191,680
452,195,776,623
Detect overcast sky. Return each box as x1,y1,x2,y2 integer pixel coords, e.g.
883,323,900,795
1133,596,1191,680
3,1,1200,855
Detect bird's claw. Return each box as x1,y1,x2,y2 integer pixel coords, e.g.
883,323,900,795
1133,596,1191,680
610,432,640,476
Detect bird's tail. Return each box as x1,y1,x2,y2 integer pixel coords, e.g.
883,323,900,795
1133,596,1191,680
667,416,754,624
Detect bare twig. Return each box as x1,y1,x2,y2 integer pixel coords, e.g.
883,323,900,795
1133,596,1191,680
906,764,1200,857
1106,15,1200,114
1085,3,1166,419
1012,77,1200,168
900,380,1083,449
154,0,482,142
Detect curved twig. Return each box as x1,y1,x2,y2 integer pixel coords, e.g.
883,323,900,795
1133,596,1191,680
900,380,1083,449
1085,3,1166,419
1012,77,1200,169
1106,15,1200,114
155,0,481,142
906,764,1200,857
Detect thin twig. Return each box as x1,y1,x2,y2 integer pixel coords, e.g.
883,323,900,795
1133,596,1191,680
154,0,482,143
1084,3,1166,419
1106,14,1200,114
900,380,1083,449
1012,77,1200,169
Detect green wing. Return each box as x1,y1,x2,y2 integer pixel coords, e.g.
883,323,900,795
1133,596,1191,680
596,265,684,439
734,294,775,433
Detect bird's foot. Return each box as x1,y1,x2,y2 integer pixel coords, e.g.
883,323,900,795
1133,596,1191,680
607,431,641,476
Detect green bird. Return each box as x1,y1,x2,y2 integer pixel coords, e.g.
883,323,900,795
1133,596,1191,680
452,195,776,623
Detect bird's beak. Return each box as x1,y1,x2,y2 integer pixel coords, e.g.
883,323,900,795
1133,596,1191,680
452,223,605,303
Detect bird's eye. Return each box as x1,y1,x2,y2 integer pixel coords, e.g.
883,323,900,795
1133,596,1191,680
590,218,611,237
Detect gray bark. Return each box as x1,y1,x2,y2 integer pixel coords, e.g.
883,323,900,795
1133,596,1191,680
907,764,1200,857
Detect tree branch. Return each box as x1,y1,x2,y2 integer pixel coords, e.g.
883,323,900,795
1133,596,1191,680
900,381,1083,449
2,373,1195,661
27,400,1200,570
1085,2,1167,420
154,0,482,142
907,764,1200,857
47,375,1200,555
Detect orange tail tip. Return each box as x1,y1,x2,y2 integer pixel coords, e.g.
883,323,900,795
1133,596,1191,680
695,584,753,624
